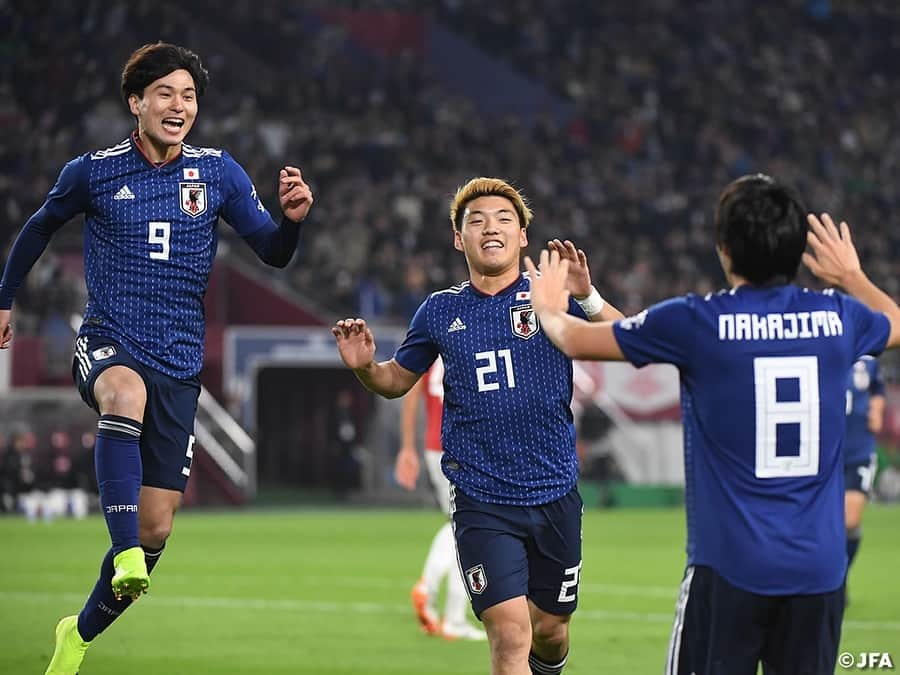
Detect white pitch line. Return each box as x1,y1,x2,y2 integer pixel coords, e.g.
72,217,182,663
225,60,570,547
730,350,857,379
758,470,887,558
1,573,680,598
1,590,898,632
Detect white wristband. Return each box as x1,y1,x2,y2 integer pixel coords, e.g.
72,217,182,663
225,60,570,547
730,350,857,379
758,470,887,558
575,286,605,317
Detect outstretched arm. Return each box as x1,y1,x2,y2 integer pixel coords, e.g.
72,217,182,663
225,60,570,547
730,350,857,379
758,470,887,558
547,239,624,322
394,375,425,490
803,213,900,349
332,318,421,398
525,250,625,361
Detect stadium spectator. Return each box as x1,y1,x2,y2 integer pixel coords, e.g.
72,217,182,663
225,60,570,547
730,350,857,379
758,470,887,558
1,430,40,520
526,176,900,674
45,430,91,520
3,2,899,334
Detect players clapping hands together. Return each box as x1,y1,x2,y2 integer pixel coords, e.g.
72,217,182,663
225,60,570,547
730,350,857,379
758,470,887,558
527,178,900,675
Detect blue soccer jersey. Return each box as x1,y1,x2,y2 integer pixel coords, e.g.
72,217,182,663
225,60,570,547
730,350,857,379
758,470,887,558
394,273,587,506
0,133,301,378
612,285,890,595
844,356,884,465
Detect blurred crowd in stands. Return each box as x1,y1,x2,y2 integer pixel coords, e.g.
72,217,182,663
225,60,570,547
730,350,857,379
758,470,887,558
2,1,899,339
0,426,97,521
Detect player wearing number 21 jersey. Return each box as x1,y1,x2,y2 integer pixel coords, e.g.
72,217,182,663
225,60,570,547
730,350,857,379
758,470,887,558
527,174,900,675
334,177,624,675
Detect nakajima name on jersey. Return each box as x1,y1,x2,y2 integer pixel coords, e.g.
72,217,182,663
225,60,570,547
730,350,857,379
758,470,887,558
718,310,843,341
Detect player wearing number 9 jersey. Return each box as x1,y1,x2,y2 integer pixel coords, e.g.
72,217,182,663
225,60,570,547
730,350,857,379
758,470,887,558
526,174,900,675
0,43,313,674
333,177,624,675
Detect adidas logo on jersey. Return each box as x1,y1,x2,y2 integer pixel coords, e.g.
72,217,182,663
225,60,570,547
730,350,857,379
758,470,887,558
113,185,135,200
448,317,467,333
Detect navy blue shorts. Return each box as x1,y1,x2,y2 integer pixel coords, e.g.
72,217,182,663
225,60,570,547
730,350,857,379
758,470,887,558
666,565,843,675
450,485,583,618
845,453,878,496
73,335,200,492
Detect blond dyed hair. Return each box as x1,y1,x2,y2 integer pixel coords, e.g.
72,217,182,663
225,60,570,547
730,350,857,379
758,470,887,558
449,177,534,231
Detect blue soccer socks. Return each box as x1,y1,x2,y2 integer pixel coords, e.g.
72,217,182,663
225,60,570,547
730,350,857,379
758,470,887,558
95,415,143,553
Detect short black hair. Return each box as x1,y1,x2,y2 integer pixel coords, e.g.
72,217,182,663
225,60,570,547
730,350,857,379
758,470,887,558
120,42,209,104
714,174,808,286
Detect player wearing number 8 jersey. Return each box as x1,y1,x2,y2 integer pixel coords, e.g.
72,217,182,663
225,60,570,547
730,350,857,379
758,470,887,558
0,43,313,674
526,174,900,675
334,177,624,675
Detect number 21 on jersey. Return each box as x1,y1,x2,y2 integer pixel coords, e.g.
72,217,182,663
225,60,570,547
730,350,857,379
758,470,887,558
753,356,820,478
475,349,515,392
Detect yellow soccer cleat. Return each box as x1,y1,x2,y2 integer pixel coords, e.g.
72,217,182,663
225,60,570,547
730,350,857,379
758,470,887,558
111,546,149,601
45,615,90,675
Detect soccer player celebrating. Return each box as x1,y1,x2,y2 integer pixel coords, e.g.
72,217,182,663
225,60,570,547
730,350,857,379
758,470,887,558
0,43,313,674
334,177,623,675
843,354,885,602
394,356,485,641
525,174,900,675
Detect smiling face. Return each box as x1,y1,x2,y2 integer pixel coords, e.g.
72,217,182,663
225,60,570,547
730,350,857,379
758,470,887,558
128,68,197,163
454,194,528,280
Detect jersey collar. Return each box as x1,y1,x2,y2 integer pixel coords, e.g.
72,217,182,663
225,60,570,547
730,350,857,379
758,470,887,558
468,272,526,298
131,130,183,169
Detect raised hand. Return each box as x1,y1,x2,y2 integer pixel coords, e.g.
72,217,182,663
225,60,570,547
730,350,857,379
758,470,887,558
802,213,862,288
0,309,13,349
547,239,592,298
279,166,314,223
524,249,571,316
332,318,377,370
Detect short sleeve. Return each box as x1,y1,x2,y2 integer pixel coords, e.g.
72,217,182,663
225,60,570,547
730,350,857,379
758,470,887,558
394,296,439,374
612,296,695,368
840,293,891,360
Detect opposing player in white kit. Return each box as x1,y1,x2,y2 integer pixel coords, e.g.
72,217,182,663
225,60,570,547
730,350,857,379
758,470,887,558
394,356,486,640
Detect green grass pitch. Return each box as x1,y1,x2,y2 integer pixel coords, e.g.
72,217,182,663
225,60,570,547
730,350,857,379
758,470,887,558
2,505,899,673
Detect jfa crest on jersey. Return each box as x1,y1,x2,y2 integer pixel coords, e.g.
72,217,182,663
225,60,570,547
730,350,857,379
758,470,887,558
42,134,278,378
612,285,890,595
394,273,589,506
180,182,207,217
510,305,539,339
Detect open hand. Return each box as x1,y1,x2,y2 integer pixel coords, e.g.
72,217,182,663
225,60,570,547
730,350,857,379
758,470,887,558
332,318,376,370
802,213,861,288
524,249,571,316
547,239,592,298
